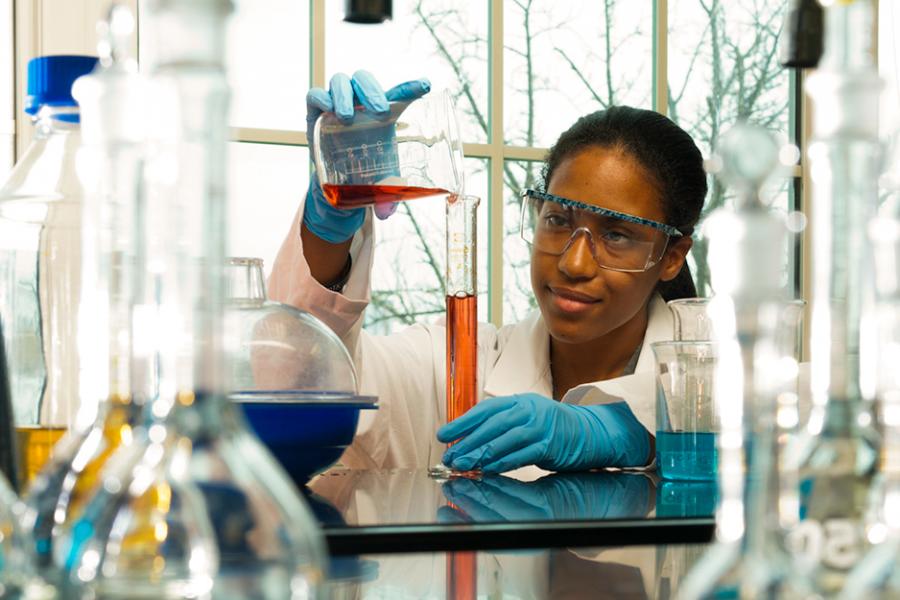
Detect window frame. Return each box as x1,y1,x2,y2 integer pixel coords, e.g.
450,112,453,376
11,0,811,331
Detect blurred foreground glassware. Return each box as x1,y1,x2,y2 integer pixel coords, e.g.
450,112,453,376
312,90,464,209
784,1,882,594
430,194,480,480
838,134,900,600
678,124,800,599
60,1,327,597
0,55,99,489
0,319,18,489
19,5,147,586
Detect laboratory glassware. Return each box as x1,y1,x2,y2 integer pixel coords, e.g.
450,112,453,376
225,257,358,394
0,319,17,489
838,123,900,600
430,194,480,480
678,123,800,599
0,55,99,488
652,341,718,482
312,90,464,209
225,257,376,484
61,0,328,598
668,298,714,342
784,0,882,594
19,5,147,586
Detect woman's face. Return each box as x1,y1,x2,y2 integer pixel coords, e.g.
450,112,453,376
531,146,691,345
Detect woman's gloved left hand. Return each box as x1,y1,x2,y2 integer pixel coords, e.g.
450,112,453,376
437,393,650,473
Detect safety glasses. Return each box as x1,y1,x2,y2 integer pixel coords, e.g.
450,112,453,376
520,189,683,273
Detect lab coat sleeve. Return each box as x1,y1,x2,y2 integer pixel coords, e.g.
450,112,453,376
267,202,374,357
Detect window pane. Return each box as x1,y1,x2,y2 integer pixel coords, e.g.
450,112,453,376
502,160,542,324
366,157,489,335
0,0,11,178
226,0,310,130
668,0,790,156
669,0,791,298
227,143,309,277
880,0,900,155
503,0,653,148
326,0,489,144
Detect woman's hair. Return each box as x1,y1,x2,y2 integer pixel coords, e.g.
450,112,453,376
541,106,707,301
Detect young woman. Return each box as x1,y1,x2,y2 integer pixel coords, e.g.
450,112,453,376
268,70,706,473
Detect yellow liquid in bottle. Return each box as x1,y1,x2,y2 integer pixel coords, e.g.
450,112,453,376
15,425,67,488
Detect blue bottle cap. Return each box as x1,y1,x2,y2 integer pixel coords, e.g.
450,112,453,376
25,55,99,116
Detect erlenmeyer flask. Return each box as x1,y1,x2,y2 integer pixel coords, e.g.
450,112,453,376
60,0,328,597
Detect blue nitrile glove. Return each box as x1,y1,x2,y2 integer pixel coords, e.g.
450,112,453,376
437,471,652,523
437,393,651,473
302,70,431,242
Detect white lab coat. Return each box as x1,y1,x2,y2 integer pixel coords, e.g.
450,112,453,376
268,205,674,471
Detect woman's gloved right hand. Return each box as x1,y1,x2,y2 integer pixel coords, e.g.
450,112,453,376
302,70,431,243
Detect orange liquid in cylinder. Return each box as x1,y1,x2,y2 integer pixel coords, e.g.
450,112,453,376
447,294,477,425
323,184,449,209
447,551,477,600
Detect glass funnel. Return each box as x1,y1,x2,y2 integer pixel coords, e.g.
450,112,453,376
225,257,357,395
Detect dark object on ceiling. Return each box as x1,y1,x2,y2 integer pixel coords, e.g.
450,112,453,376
780,0,824,69
344,0,392,24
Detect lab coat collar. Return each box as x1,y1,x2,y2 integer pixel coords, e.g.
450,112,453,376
482,294,673,404
483,310,553,399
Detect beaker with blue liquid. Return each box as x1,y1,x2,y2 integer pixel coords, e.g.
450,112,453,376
653,341,718,481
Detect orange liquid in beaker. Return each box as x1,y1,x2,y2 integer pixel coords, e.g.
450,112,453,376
447,294,477,425
323,184,449,209
15,425,66,488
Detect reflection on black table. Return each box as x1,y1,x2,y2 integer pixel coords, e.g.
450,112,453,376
322,544,709,599
439,471,654,523
310,468,667,527
309,468,715,529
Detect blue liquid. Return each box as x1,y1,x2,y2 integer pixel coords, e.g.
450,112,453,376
656,480,718,517
656,430,717,481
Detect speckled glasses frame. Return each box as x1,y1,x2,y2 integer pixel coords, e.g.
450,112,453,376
520,188,684,272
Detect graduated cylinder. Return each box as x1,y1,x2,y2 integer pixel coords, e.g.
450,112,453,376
446,194,479,423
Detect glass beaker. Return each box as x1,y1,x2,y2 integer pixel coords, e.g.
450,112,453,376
0,55,99,489
312,90,464,209
668,298,714,341
652,341,718,481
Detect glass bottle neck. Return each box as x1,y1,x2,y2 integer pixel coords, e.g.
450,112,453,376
30,105,81,137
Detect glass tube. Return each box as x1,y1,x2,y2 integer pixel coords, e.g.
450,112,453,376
430,194,479,480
